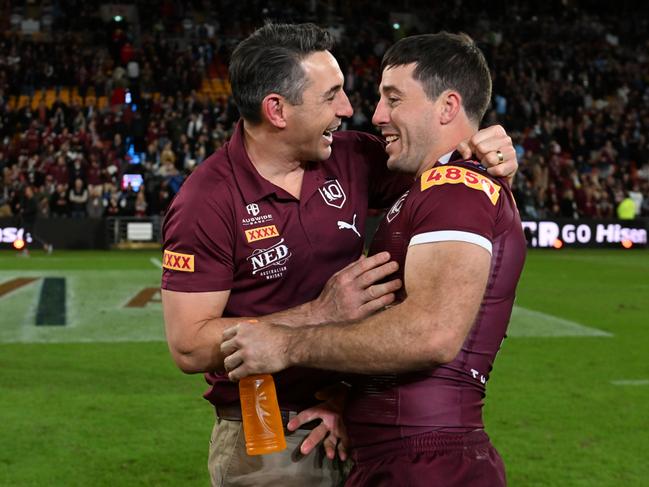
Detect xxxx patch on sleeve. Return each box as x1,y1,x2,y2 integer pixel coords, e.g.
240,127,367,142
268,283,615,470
162,250,195,272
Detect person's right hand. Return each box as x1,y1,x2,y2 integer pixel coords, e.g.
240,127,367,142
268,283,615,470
312,251,401,323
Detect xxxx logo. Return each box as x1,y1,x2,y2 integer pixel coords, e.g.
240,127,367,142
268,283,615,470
162,250,195,272
245,224,279,243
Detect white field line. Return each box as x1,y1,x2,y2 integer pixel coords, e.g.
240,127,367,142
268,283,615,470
508,306,613,337
610,380,649,386
150,257,162,269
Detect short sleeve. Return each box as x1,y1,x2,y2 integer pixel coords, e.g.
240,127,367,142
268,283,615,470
407,165,502,255
161,189,236,292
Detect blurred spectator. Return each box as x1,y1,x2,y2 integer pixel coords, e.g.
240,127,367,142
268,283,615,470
134,190,148,217
68,178,88,218
86,186,104,219
49,184,69,217
617,193,637,220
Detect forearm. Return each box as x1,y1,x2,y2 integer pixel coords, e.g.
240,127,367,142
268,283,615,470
290,303,443,374
263,300,326,327
168,315,253,373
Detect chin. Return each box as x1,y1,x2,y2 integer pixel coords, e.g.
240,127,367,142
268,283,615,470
317,146,333,161
386,157,400,172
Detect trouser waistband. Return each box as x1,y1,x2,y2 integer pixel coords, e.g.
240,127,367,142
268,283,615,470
352,429,490,463
215,404,318,431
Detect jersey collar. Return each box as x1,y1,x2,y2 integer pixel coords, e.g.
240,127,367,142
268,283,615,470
226,119,330,205
226,120,286,204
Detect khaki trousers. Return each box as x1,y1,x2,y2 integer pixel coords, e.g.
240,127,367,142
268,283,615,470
208,418,350,487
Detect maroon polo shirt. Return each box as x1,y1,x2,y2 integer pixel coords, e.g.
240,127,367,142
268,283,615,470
162,121,409,410
344,154,527,447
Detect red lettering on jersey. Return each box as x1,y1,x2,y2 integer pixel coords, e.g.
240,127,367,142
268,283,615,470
421,166,501,205
245,224,280,243
163,250,195,272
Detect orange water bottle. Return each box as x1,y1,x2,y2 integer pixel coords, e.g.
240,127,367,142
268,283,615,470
238,321,287,455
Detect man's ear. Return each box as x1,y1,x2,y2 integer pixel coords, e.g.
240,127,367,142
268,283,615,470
438,90,462,125
261,94,288,128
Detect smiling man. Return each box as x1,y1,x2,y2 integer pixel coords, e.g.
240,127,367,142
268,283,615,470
221,32,527,486
161,24,519,487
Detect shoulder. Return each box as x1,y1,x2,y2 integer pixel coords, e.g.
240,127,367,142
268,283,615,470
165,150,236,227
417,160,504,208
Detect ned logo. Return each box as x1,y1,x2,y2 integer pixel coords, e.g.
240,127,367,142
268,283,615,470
247,238,291,275
246,203,260,216
319,180,346,209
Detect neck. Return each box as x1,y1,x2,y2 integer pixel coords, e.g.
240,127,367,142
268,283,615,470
417,121,478,177
242,121,305,199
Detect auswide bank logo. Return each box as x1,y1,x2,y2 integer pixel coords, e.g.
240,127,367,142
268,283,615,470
246,203,260,216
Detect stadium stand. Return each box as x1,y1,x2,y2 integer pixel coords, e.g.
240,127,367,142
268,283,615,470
1,0,648,226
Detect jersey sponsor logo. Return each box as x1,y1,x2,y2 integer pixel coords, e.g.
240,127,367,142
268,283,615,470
386,191,409,222
241,214,274,227
247,238,292,279
162,250,195,272
318,179,347,209
246,203,260,216
421,166,501,205
337,213,361,237
245,224,280,243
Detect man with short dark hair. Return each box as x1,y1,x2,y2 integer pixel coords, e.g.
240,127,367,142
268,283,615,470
162,24,518,486
222,32,526,486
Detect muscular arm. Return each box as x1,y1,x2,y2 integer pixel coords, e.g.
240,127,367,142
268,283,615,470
222,241,491,377
162,289,234,373
163,252,401,373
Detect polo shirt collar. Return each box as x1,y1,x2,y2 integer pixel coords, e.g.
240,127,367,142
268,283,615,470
226,120,281,203
436,150,456,165
226,119,329,204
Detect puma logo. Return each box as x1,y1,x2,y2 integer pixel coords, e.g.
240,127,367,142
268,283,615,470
337,213,361,238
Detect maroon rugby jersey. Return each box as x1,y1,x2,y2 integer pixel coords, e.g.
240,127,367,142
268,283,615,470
161,121,409,410
345,152,526,447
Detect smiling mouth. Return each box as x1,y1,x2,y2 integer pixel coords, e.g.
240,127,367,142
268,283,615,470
323,124,341,138
384,134,400,150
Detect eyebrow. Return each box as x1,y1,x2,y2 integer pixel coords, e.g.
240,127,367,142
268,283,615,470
380,85,405,97
322,84,343,99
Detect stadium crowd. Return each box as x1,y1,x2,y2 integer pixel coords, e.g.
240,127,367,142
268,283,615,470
1,0,648,223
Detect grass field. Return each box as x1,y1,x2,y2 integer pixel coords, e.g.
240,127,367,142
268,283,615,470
1,249,648,486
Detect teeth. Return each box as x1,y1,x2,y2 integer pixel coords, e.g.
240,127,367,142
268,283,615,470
385,135,399,143
323,130,332,137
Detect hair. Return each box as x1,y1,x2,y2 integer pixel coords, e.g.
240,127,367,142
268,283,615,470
229,23,334,124
381,32,492,125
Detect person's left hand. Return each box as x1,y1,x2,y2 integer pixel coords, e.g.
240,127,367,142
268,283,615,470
288,386,349,461
221,321,293,381
456,124,517,183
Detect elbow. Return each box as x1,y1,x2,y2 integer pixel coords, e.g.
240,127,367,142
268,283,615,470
426,336,463,366
168,343,210,374
173,352,204,374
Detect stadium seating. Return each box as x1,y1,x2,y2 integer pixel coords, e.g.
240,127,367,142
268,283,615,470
0,0,647,222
